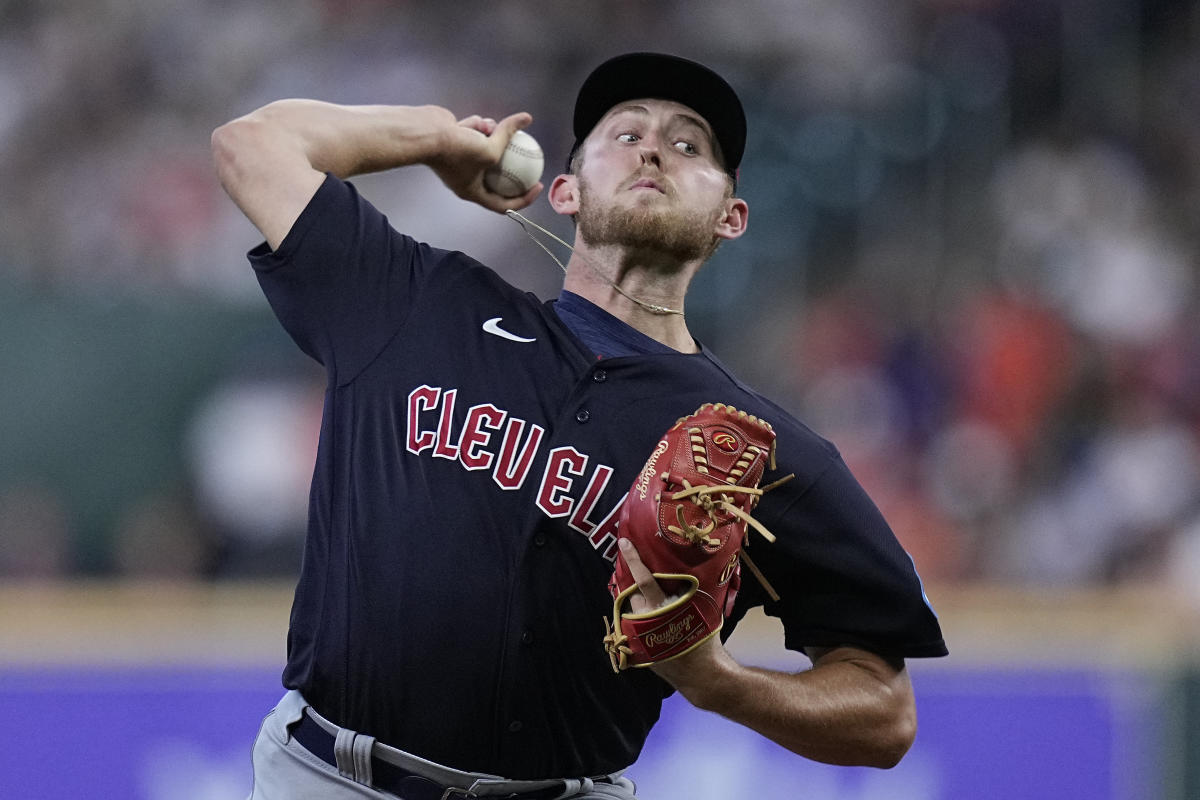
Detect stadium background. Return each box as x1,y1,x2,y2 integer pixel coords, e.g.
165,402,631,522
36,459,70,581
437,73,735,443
2,0,1200,797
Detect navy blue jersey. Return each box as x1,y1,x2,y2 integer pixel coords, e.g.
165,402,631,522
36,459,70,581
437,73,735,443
248,175,946,779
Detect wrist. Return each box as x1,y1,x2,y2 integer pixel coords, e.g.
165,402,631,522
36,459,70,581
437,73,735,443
413,105,462,164
653,636,742,712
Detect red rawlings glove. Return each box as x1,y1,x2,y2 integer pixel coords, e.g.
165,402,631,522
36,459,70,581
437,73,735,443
602,403,792,672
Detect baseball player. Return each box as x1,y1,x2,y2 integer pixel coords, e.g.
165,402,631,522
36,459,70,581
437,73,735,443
212,52,947,800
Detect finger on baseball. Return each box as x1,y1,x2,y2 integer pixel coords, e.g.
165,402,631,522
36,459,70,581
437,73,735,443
619,538,668,609
493,111,533,143
510,180,544,208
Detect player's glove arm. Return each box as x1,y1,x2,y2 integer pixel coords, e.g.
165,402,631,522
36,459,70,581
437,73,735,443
213,100,539,250
606,404,915,768
640,597,917,770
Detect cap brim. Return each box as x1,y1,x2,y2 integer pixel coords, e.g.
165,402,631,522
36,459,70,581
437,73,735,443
570,52,745,176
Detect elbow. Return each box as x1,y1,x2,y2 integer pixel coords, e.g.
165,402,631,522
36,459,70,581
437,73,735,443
852,653,918,769
872,730,915,770
211,102,295,189
211,117,259,191
868,696,917,769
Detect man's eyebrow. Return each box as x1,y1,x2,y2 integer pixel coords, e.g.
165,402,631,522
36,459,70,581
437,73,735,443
670,113,711,135
678,118,718,149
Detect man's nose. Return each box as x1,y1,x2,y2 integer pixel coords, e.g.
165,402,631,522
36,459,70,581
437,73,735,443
638,135,662,168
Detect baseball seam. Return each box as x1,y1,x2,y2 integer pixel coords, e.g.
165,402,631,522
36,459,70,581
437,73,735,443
493,168,525,184
506,145,542,159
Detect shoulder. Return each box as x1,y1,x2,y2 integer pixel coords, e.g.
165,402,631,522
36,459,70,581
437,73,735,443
696,350,840,470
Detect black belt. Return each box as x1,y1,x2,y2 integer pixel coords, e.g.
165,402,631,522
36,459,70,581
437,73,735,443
291,712,572,799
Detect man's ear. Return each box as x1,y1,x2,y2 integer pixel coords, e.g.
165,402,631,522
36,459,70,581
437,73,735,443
715,197,749,241
548,174,580,217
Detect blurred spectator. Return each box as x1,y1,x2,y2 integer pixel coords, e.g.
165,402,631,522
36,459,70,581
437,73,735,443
186,371,323,577
1167,513,1200,611
111,490,212,578
0,482,71,577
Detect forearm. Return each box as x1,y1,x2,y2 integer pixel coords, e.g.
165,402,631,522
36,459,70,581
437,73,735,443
213,99,537,250
220,99,453,179
212,100,458,250
659,643,917,768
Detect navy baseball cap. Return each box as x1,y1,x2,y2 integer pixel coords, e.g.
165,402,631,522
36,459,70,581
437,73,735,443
568,52,746,180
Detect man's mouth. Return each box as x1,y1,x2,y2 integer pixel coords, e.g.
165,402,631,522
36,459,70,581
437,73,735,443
629,177,666,193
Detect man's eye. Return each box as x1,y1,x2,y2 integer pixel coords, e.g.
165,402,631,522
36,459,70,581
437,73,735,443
617,133,640,143
674,140,698,155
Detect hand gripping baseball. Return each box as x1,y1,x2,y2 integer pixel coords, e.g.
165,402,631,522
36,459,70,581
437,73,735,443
428,112,543,213
602,404,794,672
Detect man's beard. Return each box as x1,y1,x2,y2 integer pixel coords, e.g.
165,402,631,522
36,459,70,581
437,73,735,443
575,176,721,263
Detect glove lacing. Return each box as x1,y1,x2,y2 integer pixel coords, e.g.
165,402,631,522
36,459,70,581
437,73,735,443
602,624,633,672
665,473,794,601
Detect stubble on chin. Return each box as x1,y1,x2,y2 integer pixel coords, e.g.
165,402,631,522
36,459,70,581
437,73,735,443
575,179,720,263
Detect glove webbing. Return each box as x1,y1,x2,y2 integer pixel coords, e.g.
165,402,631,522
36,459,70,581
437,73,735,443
664,472,794,603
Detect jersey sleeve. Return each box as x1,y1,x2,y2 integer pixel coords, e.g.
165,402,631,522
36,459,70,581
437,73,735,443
739,443,948,659
247,174,451,384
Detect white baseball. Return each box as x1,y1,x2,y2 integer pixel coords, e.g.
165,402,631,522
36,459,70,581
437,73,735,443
484,129,544,197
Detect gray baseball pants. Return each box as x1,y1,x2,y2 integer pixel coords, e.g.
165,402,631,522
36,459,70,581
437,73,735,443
246,690,640,800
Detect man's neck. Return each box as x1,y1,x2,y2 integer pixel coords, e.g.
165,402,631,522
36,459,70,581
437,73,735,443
561,242,700,353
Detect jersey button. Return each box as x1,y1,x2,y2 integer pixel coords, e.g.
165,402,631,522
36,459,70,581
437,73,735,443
533,533,547,547
508,720,523,733
593,370,607,383
575,409,590,423
521,630,534,645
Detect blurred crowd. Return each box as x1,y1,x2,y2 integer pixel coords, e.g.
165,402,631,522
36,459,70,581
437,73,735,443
2,0,1200,601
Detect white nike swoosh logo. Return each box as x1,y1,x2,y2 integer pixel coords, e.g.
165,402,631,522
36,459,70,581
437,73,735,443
482,317,536,343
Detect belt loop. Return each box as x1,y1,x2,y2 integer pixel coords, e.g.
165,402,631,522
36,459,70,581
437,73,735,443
332,727,377,786
554,778,585,799
334,728,356,780
352,731,375,786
